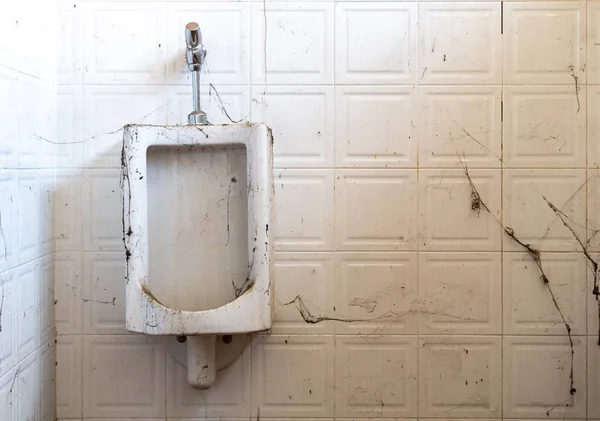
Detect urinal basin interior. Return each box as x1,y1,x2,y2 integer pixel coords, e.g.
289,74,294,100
123,123,273,336
146,144,249,311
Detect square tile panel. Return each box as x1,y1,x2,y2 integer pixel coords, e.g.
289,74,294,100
274,169,334,251
587,87,600,169
419,252,502,334
252,86,334,168
419,3,501,84
251,3,333,85
503,2,586,84
334,252,418,335
82,169,124,252
0,170,16,272
418,86,502,169
273,252,335,334
503,336,586,419
589,336,600,418
0,270,15,379
335,2,417,85
335,336,418,418
503,86,586,168
419,336,502,418
56,335,82,419
335,169,418,251
83,335,166,418
82,2,166,84
419,169,502,251
335,86,417,168
589,3,600,84
504,252,587,335
82,252,127,334
251,335,334,417
503,169,587,252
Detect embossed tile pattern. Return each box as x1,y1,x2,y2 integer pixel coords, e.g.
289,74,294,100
2,0,599,420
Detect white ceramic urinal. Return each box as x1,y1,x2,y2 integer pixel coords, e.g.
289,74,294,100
121,123,273,389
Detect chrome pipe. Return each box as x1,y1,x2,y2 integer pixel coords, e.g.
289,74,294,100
185,22,208,125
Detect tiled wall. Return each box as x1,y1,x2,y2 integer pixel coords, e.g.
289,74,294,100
0,1,58,420
54,0,600,420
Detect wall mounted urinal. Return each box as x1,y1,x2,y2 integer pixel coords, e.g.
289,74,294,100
121,123,273,389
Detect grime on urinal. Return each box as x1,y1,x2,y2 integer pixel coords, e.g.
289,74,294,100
121,22,274,390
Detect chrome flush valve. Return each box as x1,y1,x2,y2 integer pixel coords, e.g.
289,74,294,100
185,22,208,125
185,22,207,72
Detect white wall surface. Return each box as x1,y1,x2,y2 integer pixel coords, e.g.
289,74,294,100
0,1,58,421
43,0,600,419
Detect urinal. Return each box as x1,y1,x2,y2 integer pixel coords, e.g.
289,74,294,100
121,123,273,389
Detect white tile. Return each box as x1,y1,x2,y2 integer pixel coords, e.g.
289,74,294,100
0,170,16,272
335,169,417,251
590,3,600,84
588,87,600,169
58,1,83,85
504,252,587,335
15,261,39,361
0,270,15,379
503,2,586,84
251,3,333,85
82,169,124,252
335,86,417,168
56,86,84,168
419,169,502,251
419,3,501,84
16,78,57,170
252,86,334,168
503,336,586,418
57,335,82,419
335,336,418,418
589,337,600,418
166,341,251,417
16,349,40,421
55,252,83,335
274,169,334,251
40,340,56,421
335,2,417,85
39,170,55,256
82,252,127,334
419,252,502,334
55,170,83,252
82,2,166,84
167,85,250,126
419,336,502,418
17,170,40,263
252,335,334,417
83,335,166,418
504,86,586,168
273,252,334,334
39,255,56,344
418,86,502,169
503,169,587,252
0,70,18,169
82,86,167,168
588,170,600,254
589,267,600,336
166,2,249,85
0,367,17,420
333,252,418,335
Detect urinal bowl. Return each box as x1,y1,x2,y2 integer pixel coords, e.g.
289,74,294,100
121,123,273,389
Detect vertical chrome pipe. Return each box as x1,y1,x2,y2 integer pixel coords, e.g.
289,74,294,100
185,22,208,125
191,70,201,113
